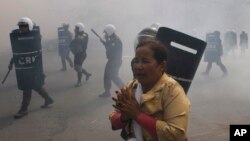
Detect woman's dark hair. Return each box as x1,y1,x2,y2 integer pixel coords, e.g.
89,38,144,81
136,40,167,64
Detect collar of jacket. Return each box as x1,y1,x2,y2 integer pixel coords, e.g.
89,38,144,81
130,73,173,105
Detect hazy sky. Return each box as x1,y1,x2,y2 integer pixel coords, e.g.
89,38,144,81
1,0,250,53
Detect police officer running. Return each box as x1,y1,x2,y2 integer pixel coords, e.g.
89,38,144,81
99,24,124,98
203,31,228,77
70,22,91,87
8,17,54,119
58,23,73,71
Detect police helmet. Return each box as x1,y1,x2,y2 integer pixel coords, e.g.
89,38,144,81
214,30,220,37
104,24,116,36
75,22,85,32
17,17,34,31
134,27,158,49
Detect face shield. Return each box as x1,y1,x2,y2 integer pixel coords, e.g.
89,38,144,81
18,23,30,32
134,27,157,50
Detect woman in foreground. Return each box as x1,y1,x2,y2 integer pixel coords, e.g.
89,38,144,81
109,40,190,141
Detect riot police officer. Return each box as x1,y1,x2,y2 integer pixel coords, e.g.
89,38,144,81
203,31,228,77
224,30,237,55
70,22,91,87
99,24,124,97
239,30,248,54
8,17,54,119
57,23,73,71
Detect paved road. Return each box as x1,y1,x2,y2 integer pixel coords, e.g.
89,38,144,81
0,47,250,141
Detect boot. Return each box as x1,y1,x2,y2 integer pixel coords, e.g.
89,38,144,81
40,98,54,108
75,72,82,87
74,81,82,87
82,69,91,81
85,73,92,81
14,110,28,119
99,91,111,98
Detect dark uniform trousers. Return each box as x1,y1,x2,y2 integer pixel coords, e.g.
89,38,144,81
74,53,89,82
205,58,228,75
61,53,73,69
104,59,124,91
20,87,51,111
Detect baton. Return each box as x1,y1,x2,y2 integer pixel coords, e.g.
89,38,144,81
91,29,105,43
1,69,11,84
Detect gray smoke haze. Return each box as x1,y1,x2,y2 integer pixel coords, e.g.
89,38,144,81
1,0,250,54
1,1,250,140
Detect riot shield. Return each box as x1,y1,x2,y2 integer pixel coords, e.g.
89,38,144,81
156,27,207,93
10,26,44,90
58,27,72,57
204,32,222,63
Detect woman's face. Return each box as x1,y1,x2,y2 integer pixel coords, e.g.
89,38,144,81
134,45,165,89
